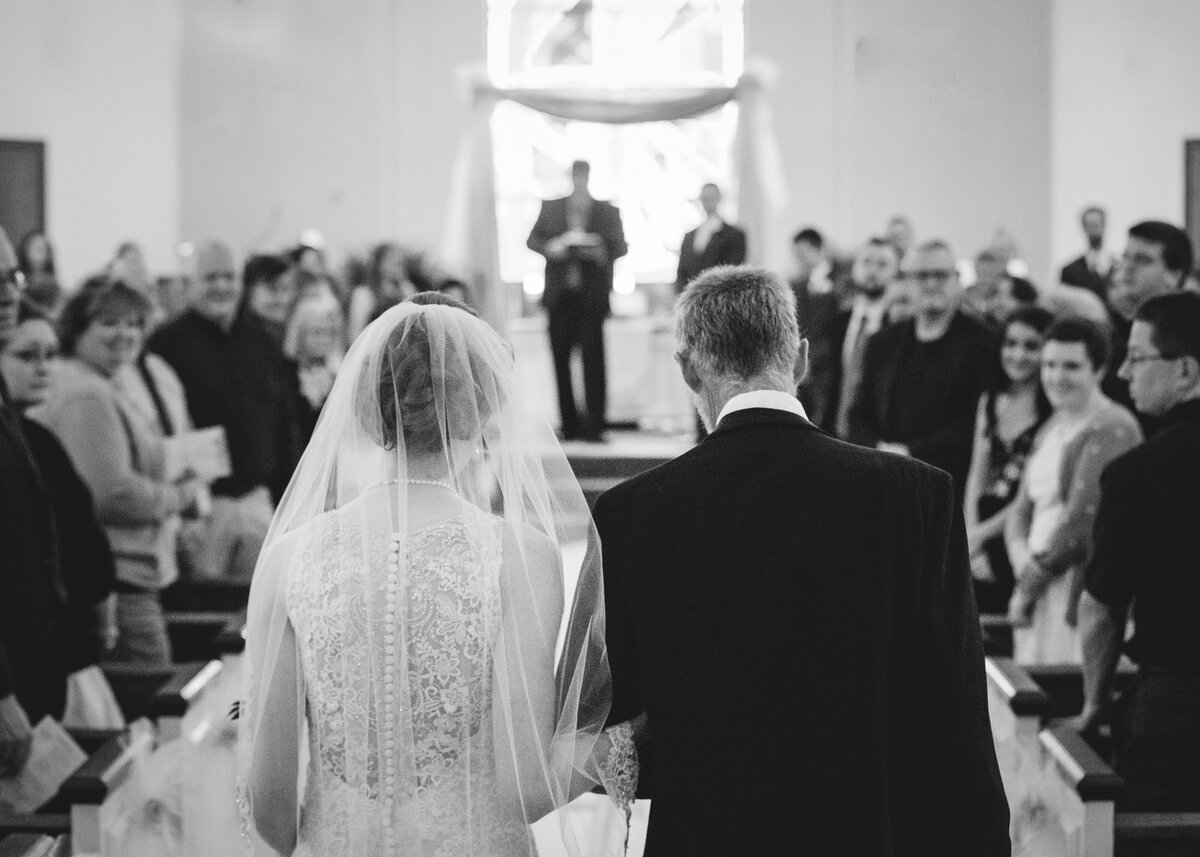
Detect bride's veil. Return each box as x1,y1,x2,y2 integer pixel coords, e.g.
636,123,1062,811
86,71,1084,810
236,299,623,855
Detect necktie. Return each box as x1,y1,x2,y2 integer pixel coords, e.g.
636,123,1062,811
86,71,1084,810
835,314,870,439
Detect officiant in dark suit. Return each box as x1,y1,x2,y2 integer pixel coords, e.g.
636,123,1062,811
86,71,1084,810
527,160,627,441
591,266,1008,855
674,183,746,294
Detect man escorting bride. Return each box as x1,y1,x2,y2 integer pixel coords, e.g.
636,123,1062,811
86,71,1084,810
240,273,1008,856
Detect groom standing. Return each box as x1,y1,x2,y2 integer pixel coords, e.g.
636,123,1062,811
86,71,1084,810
593,267,1009,854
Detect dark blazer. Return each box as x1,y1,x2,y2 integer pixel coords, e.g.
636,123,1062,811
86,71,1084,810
0,395,69,722
1060,254,1112,302
848,311,995,492
796,300,850,433
527,195,627,316
594,407,1009,856
21,417,116,672
675,221,747,294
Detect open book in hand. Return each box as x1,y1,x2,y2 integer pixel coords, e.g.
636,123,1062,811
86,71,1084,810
163,426,233,482
0,717,87,813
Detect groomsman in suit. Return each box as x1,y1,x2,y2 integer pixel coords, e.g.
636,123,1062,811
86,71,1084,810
674,183,746,294
1060,205,1116,302
593,266,1008,855
528,160,628,441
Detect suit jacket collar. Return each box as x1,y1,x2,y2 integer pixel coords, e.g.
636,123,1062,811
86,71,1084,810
708,407,819,439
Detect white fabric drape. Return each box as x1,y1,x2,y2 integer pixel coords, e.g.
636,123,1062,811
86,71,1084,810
441,60,787,336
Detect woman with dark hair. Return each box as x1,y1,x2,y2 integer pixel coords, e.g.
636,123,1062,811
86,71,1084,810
347,242,417,342
16,231,60,315
32,281,202,665
1005,316,1141,663
1,300,122,725
964,306,1054,613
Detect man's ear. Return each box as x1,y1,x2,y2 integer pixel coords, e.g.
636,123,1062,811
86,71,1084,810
675,351,702,394
794,338,810,387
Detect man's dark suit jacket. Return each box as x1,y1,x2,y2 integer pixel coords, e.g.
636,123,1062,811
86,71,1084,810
594,407,1009,856
527,195,627,317
847,311,995,493
1060,254,1111,302
674,222,747,294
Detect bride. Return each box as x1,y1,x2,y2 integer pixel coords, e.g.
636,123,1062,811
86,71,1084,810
237,296,630,856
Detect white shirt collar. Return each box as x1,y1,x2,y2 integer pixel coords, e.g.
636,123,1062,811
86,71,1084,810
851,293,888,330
717,389,809,425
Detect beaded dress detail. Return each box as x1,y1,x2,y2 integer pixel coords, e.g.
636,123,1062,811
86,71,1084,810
285,504,528,856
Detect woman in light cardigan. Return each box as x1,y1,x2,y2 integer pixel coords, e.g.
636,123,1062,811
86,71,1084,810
1005,316,1141,664
32,280,200,665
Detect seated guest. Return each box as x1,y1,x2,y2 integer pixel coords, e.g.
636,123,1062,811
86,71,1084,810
239,254,296,346
147,240,300,581
964,307,1053,614
33,282,202,666
1078,291,1200,810
0,227,70,775
1005,317,1140,664
674,182,747,294
848,239,995,494
1,301,121,721
283,291,345,444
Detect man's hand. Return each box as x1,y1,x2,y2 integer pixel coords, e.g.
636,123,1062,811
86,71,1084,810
970,550,996,583
876,441,911,457
0,694,34,777
1068,705,1106,737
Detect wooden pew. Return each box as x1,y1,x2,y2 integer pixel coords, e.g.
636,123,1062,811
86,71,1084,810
980,613,1014,658
1023,658,1139,721
148,660,223,741
100,662,178,722
1115,811,1200,855
159,577,249,612
1036,724,1125,856
166,609,241,662
0,833,68,857
214,607,247,655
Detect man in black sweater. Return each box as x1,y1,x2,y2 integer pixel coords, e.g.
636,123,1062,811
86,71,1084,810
148,240,300,581
1079,290,1200,811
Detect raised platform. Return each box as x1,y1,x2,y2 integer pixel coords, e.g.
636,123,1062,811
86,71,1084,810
562,429,693,505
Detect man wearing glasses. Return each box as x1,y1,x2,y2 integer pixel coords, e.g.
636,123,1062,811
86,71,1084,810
1104,220,1194,435
1078,290,1200,812
846,239,995,496
0,226,70,777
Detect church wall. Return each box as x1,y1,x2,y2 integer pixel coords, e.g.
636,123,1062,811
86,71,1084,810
1049,0,1200,279
0,0,182,285
751,0,1053,282
178,0,481,267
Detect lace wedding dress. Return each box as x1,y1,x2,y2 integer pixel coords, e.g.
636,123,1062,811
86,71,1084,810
286,505,528,857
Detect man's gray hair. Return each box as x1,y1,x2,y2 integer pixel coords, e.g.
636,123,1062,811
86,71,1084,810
674,265,799,379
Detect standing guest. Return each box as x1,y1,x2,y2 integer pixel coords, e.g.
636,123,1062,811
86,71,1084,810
34,282,202,666
885,213,915,263
1060,205,1116,302
589,265,1009,855
1078,291,1200,810
1004,317,1140,665
283,291,345,444
437,277,471,307
962,249,1009,325
790,228,839,428
825,237,899,437
674,182,746,294
17,230,60,315
527,159,627,442
1104,220,1193,435
0,227,70,776
963,306,1054,614
848,239,995,494
347,242,415,342
110,241,153,296
1,301,121,721
239,254,295,346
148,240,301,581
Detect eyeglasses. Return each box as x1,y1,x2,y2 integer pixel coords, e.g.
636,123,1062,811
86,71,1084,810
1122,351,1183,368
912,269,955,282
6,347,59,365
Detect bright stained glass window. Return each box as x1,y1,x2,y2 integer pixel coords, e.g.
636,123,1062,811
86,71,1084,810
488,0,745,300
